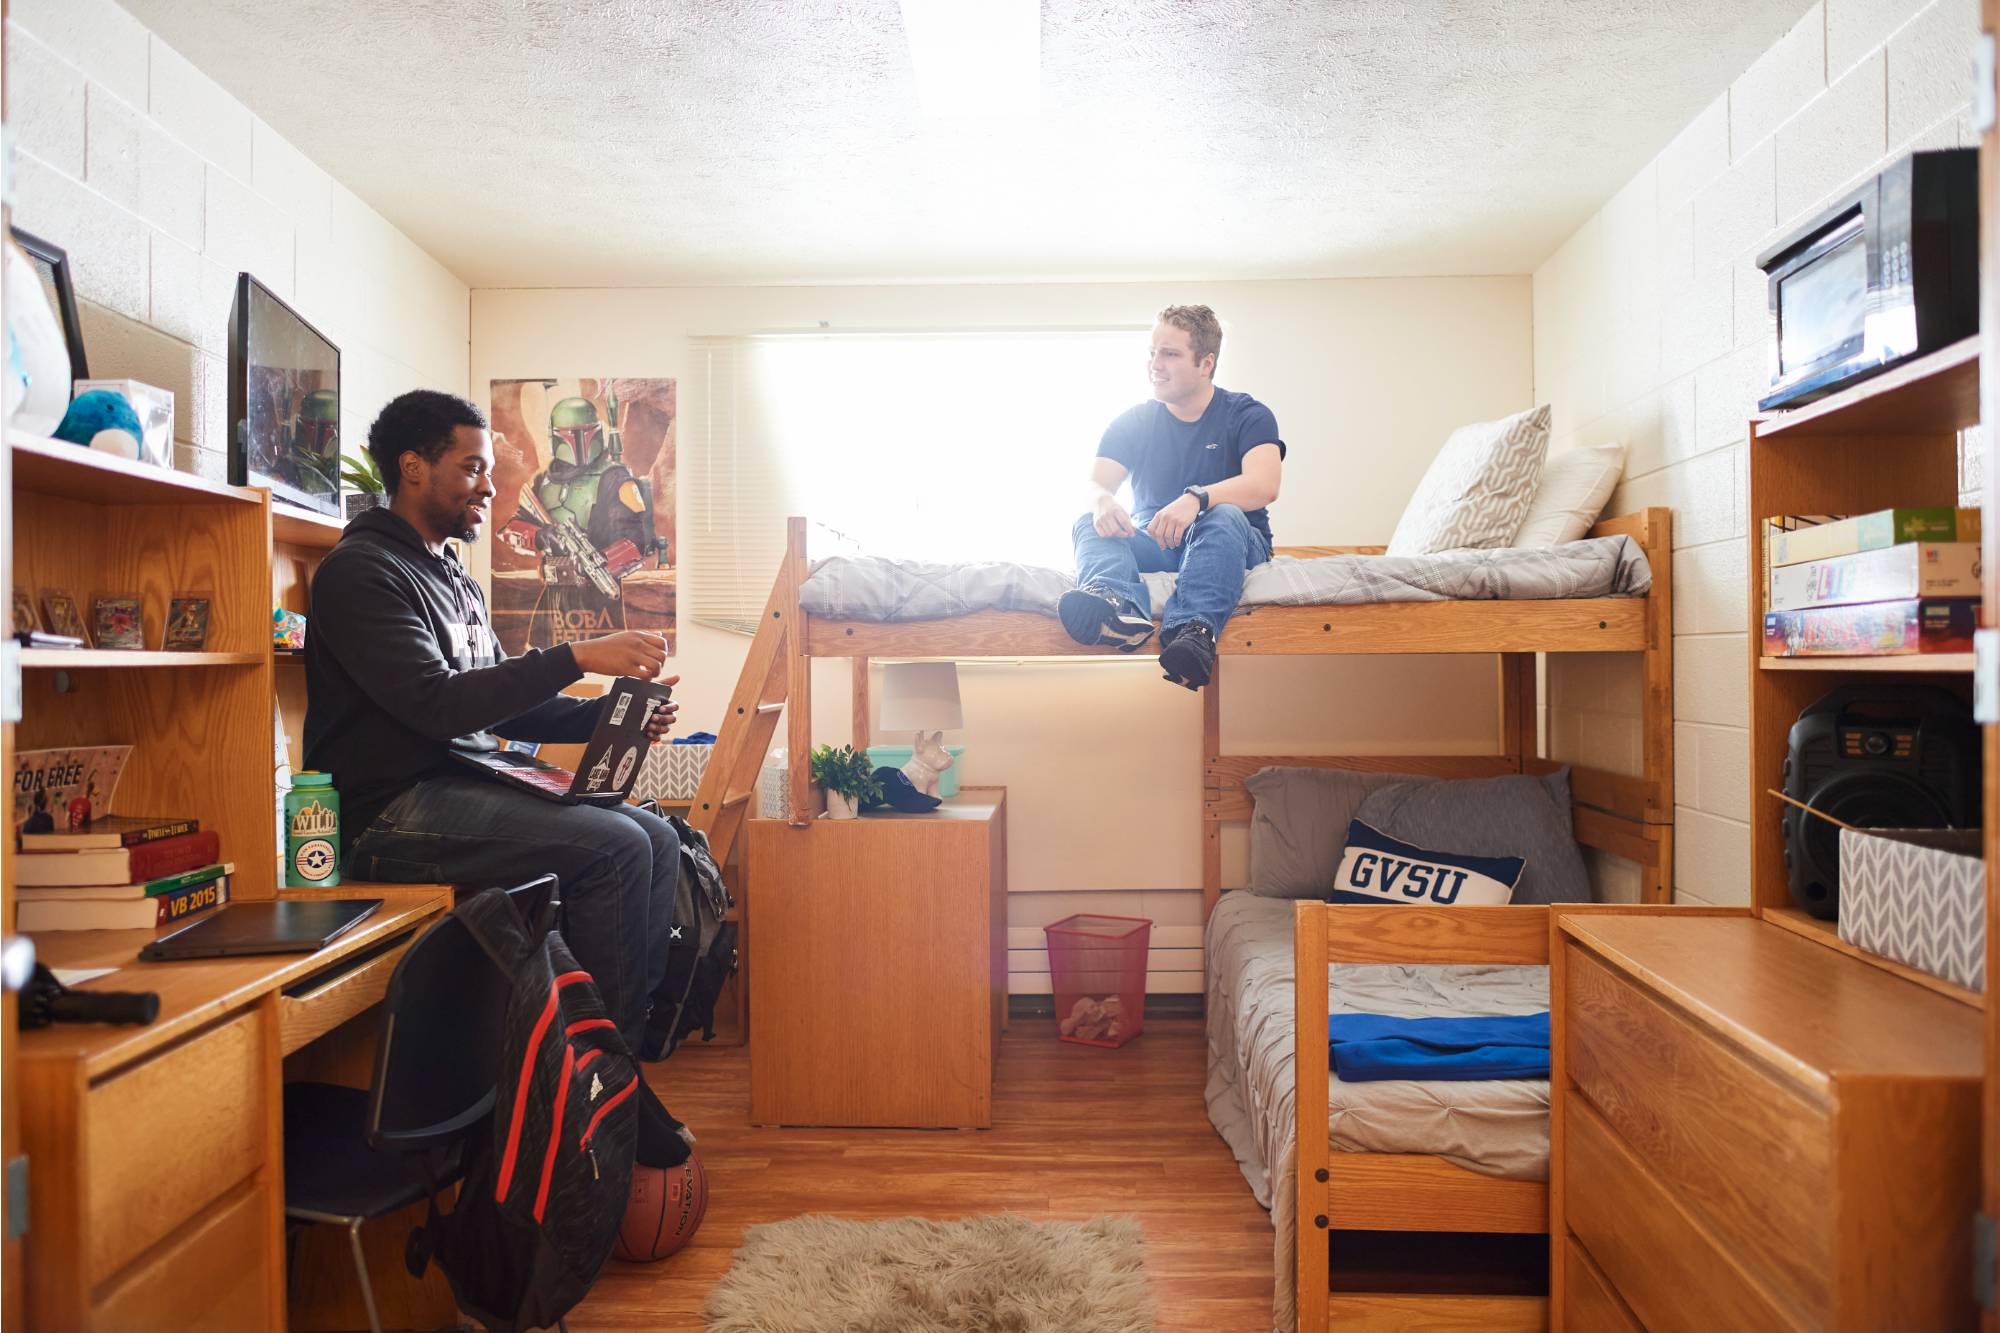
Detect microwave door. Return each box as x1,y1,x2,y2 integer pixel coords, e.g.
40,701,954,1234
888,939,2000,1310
1775,213,1868,385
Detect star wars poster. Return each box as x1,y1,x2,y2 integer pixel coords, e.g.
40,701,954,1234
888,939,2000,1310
487,378,676,656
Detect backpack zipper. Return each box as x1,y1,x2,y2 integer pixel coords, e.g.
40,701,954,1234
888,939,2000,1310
578,1076,639,1183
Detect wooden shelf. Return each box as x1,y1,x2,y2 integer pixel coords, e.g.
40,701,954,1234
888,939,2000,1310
274,649,305,664
7,430,259,507
1762,905,1982,1009
19,649,264,668
272,501,345,550
1758,653,1974,673
1752,336,1980,439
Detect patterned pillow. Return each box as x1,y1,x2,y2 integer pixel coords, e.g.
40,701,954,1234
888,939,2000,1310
1329,819,1524,907
1387,404,1552,556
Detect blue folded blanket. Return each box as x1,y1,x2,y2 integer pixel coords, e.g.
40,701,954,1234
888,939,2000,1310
1327,1012,1550,1082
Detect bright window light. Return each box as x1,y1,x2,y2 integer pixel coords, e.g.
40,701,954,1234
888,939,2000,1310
749,330,1143,568
899,0,1040,119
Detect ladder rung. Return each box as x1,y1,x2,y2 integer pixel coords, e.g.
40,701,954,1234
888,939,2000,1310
755,702,784,715
720,789,755,808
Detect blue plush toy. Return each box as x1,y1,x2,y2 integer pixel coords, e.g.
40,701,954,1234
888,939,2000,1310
54,388,145,458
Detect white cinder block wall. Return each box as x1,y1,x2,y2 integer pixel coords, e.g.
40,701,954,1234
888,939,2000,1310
1535,0,1981,905
4,0,469,481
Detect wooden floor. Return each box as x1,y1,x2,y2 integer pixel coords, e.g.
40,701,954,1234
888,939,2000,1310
569,1017,1275,1331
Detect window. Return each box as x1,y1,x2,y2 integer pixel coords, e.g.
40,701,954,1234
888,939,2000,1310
686,329,1144,633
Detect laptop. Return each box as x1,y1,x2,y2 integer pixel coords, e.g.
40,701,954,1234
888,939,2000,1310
139,898,382,961
452,675,671,805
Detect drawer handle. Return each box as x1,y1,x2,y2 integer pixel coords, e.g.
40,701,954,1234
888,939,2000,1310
281,928,416,1002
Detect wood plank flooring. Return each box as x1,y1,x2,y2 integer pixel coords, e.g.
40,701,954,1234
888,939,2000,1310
570,1017,1275,1331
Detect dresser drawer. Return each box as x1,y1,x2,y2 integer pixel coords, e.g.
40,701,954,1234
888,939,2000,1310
1564,944,1830,1325
1565,1098,1794,1333
91,1182,274,1331
84,1008,267,1283
1563,1236,1639,1333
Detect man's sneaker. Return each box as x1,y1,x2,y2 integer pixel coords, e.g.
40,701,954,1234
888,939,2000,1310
1158,621,1217,690
1058,581,1155,651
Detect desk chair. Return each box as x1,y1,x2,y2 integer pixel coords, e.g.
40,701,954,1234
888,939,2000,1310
284,876,561,1333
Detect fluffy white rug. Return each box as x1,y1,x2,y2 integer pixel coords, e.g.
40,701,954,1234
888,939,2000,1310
702,1213,1156,1333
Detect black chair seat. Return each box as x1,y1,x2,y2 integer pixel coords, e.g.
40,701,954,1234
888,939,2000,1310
283,1083,463,1220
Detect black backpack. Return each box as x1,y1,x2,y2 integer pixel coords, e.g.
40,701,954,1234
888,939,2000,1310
408,888,639,1333
639,812,739,1061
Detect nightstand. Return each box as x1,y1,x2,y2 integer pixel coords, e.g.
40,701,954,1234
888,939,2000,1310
746,787,1006,1128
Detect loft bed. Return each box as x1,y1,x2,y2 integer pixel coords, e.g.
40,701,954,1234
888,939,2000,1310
692,508,1675,912
688,508,1675,1333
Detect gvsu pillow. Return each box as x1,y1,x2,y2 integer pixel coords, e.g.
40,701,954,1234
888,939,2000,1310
1329,820,1525,907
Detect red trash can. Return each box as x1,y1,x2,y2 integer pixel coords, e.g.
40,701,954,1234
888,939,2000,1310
1043,913,1151,1048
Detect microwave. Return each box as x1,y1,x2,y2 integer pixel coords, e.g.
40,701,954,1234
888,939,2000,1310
1756,148,1977,412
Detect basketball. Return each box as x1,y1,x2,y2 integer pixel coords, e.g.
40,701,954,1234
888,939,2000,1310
614,1153,708,1262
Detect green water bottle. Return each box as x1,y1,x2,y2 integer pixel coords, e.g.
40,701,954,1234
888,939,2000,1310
285,771,342,888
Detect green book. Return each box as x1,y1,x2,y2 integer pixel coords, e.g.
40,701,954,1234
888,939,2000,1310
1769,508,1980,569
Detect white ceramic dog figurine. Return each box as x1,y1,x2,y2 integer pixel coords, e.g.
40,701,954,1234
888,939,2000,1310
901,730,954,797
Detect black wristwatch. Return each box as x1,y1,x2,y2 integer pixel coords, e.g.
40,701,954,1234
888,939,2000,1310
1184,485,1211,514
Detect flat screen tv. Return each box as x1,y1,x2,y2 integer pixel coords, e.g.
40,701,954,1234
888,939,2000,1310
228,274,341,515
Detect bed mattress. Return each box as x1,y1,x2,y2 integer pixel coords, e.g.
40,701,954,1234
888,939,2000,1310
798,533,1650,623
1204,892,1548,1332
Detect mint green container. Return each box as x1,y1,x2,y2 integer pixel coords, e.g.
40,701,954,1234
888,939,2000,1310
285,771,342,887
866,745,965,798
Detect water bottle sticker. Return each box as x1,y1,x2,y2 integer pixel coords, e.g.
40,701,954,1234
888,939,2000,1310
294,838,337,883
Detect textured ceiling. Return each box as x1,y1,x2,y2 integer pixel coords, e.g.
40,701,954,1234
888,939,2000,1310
123,0,1813,287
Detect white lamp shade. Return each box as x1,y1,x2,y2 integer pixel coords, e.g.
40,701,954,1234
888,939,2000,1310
879,661,964,732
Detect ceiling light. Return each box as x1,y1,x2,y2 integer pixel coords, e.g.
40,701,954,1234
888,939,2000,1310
899,0,1040,119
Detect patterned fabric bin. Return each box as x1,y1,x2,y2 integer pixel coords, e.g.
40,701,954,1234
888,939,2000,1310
1838,827,1985,992
630,741,714,803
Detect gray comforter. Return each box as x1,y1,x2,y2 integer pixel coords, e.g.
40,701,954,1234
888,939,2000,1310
798,534,1650,622
1205,893,1549,1333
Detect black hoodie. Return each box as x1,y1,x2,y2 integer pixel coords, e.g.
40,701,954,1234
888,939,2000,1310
304,507,603,848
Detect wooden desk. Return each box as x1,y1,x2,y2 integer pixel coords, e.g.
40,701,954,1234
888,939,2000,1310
747,789,1006,1128
16,885,451,1332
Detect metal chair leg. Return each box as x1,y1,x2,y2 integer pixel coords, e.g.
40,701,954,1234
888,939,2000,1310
346,1217,384,1333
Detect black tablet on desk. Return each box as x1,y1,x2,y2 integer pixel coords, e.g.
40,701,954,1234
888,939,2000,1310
138,898,382,961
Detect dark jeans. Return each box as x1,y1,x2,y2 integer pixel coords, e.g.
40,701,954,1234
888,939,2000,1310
350,776,679,1056
1070,502,1272,637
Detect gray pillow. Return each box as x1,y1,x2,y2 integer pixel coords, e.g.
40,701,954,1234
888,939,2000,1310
1352,768,1588,904
1245,767,1436,898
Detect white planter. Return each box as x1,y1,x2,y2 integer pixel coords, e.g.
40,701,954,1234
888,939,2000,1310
823,790,859,820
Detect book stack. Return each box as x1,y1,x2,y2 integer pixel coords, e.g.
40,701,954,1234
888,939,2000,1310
1761,508,1981,657
13,816,231,932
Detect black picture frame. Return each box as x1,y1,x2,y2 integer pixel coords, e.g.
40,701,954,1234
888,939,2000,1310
227,272,343,517
11,227,88,380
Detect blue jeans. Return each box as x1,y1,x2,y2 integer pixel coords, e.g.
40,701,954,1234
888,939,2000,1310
1070,503,1271,637
349,776,679,1056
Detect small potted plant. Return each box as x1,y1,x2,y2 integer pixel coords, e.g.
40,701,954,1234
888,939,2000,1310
809,744,882,820
340,450,387,520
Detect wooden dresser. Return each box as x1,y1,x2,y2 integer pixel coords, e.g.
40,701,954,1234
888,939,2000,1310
747,788,1006,1128
1552,911,1983,1331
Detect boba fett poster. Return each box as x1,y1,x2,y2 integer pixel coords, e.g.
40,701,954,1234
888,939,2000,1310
487,378,676,654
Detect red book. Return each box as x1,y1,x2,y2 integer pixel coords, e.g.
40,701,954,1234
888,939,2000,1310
14,831,223,887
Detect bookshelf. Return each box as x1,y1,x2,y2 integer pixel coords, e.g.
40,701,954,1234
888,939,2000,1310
1744,338,1981,1007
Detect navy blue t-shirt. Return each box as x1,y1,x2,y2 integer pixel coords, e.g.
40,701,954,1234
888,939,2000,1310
1095,387,1285,544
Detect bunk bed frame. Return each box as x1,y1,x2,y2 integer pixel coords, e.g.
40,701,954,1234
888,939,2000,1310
689,508,1674,1331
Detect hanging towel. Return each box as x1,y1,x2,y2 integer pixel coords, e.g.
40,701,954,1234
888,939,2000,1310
1327,1011,1550,1082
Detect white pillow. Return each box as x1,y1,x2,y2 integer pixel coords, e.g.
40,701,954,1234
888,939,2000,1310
1387,404,1552,556
1512,442,1627,548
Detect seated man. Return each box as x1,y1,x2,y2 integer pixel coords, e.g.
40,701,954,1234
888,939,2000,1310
1060,304,1285,689
305,388,687,1166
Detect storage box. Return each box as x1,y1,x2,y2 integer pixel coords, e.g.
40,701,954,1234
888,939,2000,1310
630,740,713,803
1838,827,1985,992
72,378,173,468
867,744,966,798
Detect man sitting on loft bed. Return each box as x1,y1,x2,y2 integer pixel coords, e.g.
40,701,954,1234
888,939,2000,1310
303,389,693,1171
1059,303,1286,689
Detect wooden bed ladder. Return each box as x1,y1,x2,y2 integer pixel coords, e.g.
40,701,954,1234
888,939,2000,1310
686,518,814,868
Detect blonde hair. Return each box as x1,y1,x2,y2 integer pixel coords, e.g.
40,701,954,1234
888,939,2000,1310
1157,304,1222,377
